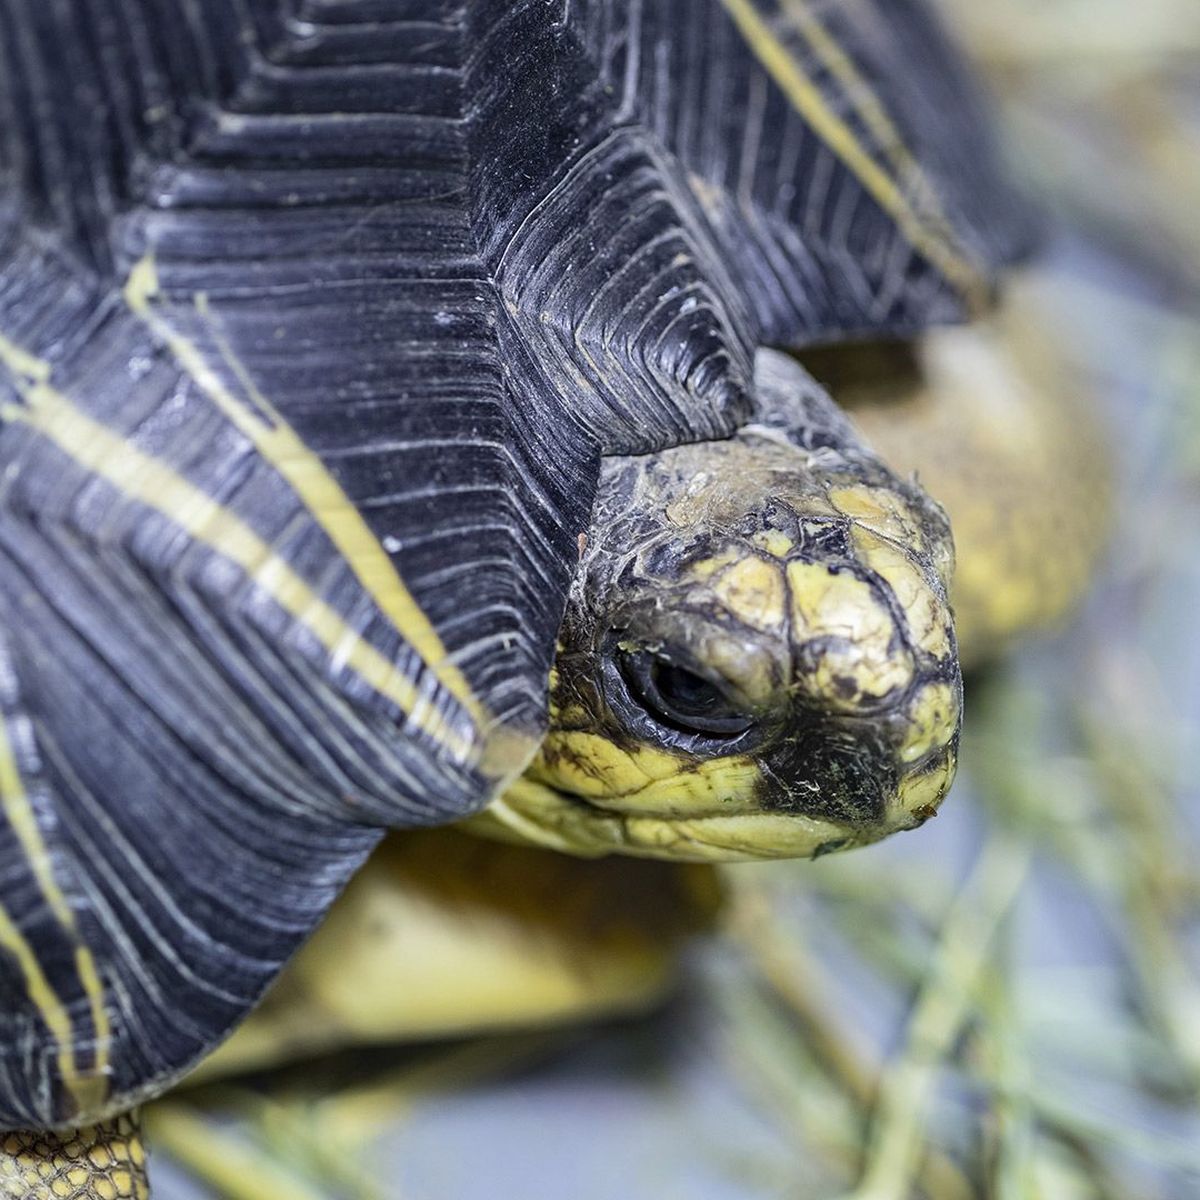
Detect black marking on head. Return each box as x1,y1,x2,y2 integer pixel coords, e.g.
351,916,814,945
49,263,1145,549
758,721,897,826
798,517,854,559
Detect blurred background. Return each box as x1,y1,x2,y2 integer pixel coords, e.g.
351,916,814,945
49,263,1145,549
151,2,1200,1196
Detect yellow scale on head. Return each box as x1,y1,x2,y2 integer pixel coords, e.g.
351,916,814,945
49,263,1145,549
786,559,916,707
849,526,953,661
532,731,764,817
708,556,790,636
825,483,960,811
900,682,960,766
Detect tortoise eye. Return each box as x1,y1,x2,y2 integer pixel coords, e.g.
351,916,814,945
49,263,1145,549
619,652,755,738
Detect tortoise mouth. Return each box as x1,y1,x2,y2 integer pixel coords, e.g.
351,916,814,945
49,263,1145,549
464,741,957,863
464,782,857,862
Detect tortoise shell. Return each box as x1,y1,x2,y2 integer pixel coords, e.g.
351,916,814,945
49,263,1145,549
0,0,1028,1128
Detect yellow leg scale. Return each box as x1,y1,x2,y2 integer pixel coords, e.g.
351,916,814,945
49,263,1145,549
0,1116,148,1200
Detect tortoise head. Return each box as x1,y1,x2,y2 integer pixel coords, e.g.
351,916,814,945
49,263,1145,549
477,351,961,862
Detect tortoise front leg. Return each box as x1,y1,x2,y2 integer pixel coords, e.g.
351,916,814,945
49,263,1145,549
1,1115,148,1200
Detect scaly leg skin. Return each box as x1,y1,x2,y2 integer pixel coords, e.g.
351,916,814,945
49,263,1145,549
0,1116,148,1200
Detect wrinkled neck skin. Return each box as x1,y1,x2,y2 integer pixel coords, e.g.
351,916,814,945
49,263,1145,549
478,349,961,862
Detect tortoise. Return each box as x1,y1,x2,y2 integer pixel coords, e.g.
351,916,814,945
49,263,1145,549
0,0,1101,1194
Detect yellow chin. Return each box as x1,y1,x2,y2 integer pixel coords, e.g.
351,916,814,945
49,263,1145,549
462,724,958,864
462,732,814,861
464,777,858,863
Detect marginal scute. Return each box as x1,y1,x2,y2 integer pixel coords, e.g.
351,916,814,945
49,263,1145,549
197,830,716,1073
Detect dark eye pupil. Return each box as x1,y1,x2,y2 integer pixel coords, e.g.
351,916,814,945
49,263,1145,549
652,662,723,716
617,651,755,739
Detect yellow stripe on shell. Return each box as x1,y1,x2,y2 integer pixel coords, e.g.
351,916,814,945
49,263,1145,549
0,715,112,1114
0,333,475,762
718,0,987,308
121,258,496,759
0,903,88,1113
780,0,953,224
